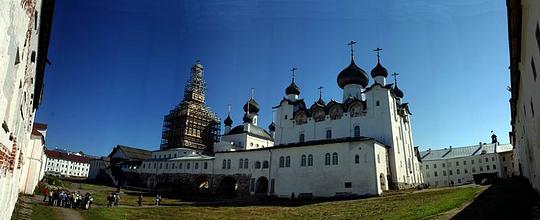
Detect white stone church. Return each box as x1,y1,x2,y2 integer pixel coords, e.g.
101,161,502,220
137,44,423,198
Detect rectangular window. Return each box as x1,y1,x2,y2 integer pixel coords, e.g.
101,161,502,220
344,182,352,188
434,164,437,169
464,160,467,165
532,58,538,81
326,129,332,139
492,157,495,161
442,163,445,168
443,171,446,176
471,160,474,164
426,164,429,169
493,164,496,170
456,161,459,166
299,133,305,143
449,170,453,175
486,165,490,171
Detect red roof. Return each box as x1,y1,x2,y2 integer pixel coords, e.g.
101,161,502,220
33,123,47,131
45,150,92,163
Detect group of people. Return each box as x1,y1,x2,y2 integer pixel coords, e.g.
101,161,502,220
42,188,93,210
106,193,121,207
136,194,162,206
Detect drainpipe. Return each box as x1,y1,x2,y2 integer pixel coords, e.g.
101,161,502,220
268,148,273,195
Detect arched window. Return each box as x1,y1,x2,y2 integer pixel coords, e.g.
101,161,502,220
349,103,362,117
332,152,338,165
326,129,332,139
308,154,313,166
299,133,305,142
330,106,343,120
179,163,183,169
301,155,307,167
355,155,360,164
255,161,261,169
227,159,231,169
239,159,244,169
285,156,291,167
296,112,308,125
222,159,227,169
279,156,285,168
354,126,360,137
325,153,331,165
244,159,248,169
195,162,199,169
263,160,269,168
313,109,325,122
187,163,191,169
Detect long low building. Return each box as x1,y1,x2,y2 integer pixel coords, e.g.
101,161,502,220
419,138,514,187
44,149,93,178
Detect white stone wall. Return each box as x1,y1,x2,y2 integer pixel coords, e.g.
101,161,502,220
139,158,214,175
512,0,540,192
214,140,388,197
0,0,47,218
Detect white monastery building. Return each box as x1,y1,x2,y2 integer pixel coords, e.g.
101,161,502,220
420,136,514,187
0,0,54,219
44,149,92,178
135,42,423,198
507,0,540,192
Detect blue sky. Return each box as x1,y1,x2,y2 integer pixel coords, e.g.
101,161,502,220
37,0,511,156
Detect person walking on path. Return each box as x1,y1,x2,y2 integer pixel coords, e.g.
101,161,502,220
138,194,143,206
155,194,161,206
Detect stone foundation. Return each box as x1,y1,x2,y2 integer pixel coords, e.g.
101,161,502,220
122,172,251,196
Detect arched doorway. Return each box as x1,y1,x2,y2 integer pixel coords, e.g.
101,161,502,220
218,176,237,196
380,173,388,191
255,177,269,195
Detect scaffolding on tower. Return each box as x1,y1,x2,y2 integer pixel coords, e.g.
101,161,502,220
160,61,220,154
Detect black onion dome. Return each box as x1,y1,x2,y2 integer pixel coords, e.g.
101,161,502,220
393,85,404,98
242,114,253,123
268,122,275,131
285,81,301,95
224,115,233,126
316,98,326,106
337,59,369,89
243,99,260,114
370,61,388,78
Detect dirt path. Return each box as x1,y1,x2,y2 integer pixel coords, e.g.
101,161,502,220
52,206,83,220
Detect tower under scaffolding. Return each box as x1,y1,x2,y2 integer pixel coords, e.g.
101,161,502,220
160,61,220,154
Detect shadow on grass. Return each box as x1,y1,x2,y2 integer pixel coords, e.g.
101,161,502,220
451,176,540,220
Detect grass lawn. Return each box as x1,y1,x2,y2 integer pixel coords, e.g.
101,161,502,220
30,203,61,220
78,186,482,220
71,182,186,207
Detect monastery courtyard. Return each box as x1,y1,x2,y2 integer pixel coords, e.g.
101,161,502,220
11,178,539,220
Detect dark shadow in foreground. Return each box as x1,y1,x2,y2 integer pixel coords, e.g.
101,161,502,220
452,177,540,220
